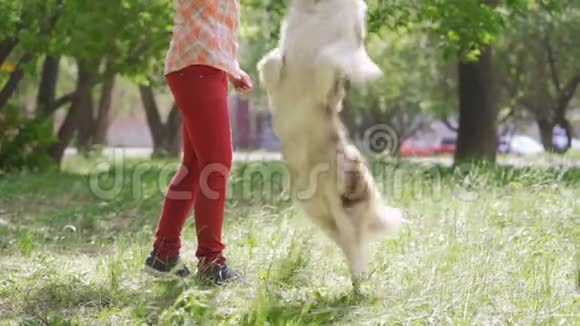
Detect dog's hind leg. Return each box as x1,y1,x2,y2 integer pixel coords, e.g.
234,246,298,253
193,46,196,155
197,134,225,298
317,216,357,270
330,228,368,293
326,199,369,291
349,232,368,291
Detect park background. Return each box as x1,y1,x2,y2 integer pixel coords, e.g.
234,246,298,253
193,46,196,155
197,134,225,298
1,0,579,325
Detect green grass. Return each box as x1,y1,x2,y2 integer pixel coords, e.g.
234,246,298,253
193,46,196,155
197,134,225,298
0,158,579,325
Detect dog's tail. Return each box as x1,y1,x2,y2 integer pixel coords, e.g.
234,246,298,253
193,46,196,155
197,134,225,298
257,48,284,91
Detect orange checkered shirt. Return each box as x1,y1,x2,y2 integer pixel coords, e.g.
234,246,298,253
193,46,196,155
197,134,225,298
165,0,241,78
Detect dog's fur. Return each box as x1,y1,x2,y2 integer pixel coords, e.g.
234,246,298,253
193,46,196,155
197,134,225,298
257,0,403,288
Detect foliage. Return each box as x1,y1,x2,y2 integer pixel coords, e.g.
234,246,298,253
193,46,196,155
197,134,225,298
0,0,22,40
0,0,61,51
51,0,173,81
241,0,287,46
242,0,564,60
240,0,578,157
496,0,580,116
348,30,451,139
0,0,175,165
369,0,565,60
0,0,173,80
238,0,288,100
0,104,55,172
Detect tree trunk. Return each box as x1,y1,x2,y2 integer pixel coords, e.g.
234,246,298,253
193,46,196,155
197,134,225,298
0,53,33,110
93,74,116,145
539,117,573,154
454,47,498,164
0,38,18,65
139,85,182,158
139,85,165,154
36,56,61,118
49,61,93,164
76,65,96,154
165,104,182,158
537,118,555,152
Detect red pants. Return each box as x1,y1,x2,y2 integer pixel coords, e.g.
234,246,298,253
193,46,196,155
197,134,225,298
153,65,232,265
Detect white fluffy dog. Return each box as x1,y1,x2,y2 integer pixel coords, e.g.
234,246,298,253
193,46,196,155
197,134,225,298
257,0,403,289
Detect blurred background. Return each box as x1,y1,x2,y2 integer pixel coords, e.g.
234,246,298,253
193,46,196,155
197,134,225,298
0,0,579,171
1,2,580,324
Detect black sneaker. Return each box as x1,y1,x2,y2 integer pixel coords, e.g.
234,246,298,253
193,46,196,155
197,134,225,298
144,251,191,278
197,263,241,285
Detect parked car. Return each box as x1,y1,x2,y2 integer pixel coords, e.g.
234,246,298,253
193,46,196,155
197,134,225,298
509,135,544,156
572,138,580,150
400,137,456,157
436,137,456,154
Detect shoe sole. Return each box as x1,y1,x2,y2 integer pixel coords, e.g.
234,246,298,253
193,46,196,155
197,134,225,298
143,265,170,278
143,264,190,279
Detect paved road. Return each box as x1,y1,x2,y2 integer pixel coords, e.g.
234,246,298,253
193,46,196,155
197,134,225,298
64,147,580,168
64,147,283,161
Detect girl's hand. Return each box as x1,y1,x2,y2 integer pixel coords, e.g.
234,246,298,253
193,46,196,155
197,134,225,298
229,70,253,93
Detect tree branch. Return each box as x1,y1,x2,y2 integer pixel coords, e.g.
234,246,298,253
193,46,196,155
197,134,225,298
498,107,515,125
0,53,34,110
46,76,101,115
139,85,165,148
48,92,76,114
545,36,562,93
0,38,18,65
503,58,525,106
555,74,580,116
400,120,426,143
441,117,458,132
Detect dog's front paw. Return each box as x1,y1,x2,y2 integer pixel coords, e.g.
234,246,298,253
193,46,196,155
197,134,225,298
257,48,284,91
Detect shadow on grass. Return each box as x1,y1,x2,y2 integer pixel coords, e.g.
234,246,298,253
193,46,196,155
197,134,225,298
16,275,140,324
10,268,219,325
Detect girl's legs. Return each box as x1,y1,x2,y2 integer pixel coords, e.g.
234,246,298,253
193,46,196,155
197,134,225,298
153,126,200,258
154,65,232,266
